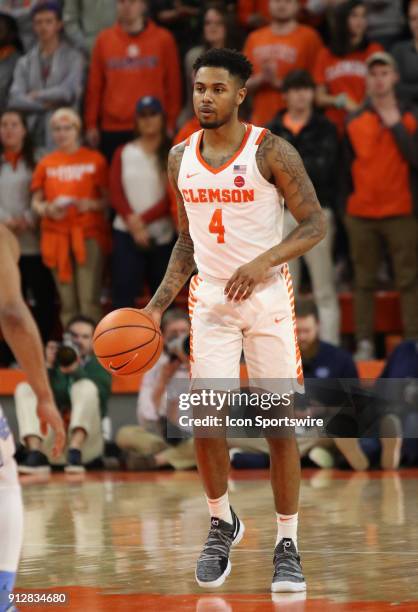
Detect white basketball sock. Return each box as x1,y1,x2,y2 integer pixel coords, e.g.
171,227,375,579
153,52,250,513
276,512,298,549
206,490,233,524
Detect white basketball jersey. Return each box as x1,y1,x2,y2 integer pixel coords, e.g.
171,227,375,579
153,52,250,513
178,124,284,280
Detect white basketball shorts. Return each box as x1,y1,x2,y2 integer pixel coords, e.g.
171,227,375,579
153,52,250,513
188,264,304,393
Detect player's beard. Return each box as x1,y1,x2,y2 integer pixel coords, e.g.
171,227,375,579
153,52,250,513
198,110,234,130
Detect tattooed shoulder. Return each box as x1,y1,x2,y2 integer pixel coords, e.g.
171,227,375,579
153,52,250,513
255,130,276,182
168,141,187,184
257,132,318,204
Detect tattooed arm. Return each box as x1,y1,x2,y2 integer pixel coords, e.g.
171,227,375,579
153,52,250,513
144,143,196,325
257,131,327,263
225,132,327,301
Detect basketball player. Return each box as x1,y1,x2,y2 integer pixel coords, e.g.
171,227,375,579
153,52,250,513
144,48,326,592
0,224,65,611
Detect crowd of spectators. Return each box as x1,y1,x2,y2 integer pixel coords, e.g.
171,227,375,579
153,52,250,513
0,0,417,472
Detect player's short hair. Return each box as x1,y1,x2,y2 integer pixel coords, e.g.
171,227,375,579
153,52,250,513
193,48,253,86
295,299,319,322
282,70,315,92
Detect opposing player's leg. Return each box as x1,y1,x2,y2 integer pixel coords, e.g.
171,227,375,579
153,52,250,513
242,267,306,592
189,275,245,588
0,409,24,612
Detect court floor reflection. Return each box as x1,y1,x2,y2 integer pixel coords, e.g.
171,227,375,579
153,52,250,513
16,469,418,609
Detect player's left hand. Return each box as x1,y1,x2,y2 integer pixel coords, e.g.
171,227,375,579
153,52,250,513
224,255,271,302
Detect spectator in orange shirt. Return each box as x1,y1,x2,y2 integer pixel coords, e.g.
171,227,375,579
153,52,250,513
244,0,323,126
84,0,181,163
343,52,418,360
315,0,382,136
31,108,109,326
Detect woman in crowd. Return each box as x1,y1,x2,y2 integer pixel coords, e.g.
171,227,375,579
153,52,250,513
110,96,175,309
31,108,109,327
392,0,418,106
180,2,239,125
0,110,56,352
314,0,382,136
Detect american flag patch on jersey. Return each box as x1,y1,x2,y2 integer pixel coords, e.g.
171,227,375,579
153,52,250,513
233,164,247,174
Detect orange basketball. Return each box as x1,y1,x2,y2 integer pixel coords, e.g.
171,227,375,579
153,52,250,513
93,308,163,376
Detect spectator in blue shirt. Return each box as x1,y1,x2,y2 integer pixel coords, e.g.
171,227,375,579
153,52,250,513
296,299,402,470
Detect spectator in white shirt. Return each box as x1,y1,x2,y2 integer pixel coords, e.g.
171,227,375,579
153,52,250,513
109,96,175,309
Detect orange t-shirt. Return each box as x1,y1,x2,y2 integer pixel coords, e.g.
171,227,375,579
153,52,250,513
244,24,323,126
32,147,110,282
32,147,108,204
314,42,382,134
346,109,416,219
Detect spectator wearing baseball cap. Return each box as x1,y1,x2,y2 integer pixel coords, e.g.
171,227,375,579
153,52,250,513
8,1,84,152
343,51,418,360
110,96,175,309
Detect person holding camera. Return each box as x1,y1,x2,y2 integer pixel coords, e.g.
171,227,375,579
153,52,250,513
116,309,196,471
15,314,112,474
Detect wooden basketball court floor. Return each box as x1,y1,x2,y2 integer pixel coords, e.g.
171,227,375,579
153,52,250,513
14,468,418,611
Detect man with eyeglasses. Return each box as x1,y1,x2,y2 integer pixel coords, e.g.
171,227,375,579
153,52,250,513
14,314,112,474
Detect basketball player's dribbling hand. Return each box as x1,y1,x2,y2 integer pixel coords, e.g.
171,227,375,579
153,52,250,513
225,255,271,302
141,307,162,331
36,397,66,457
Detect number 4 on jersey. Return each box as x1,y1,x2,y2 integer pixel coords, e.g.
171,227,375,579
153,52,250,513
209,209,225,244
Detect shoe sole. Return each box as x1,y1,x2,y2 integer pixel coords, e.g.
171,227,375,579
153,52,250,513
195,519,245,589
271,580,307,593
18,465,51,475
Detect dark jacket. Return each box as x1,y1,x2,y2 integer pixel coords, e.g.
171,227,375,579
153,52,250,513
268,110,339,211
48,354,112,418
303,341,359,379
298,341,359,411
